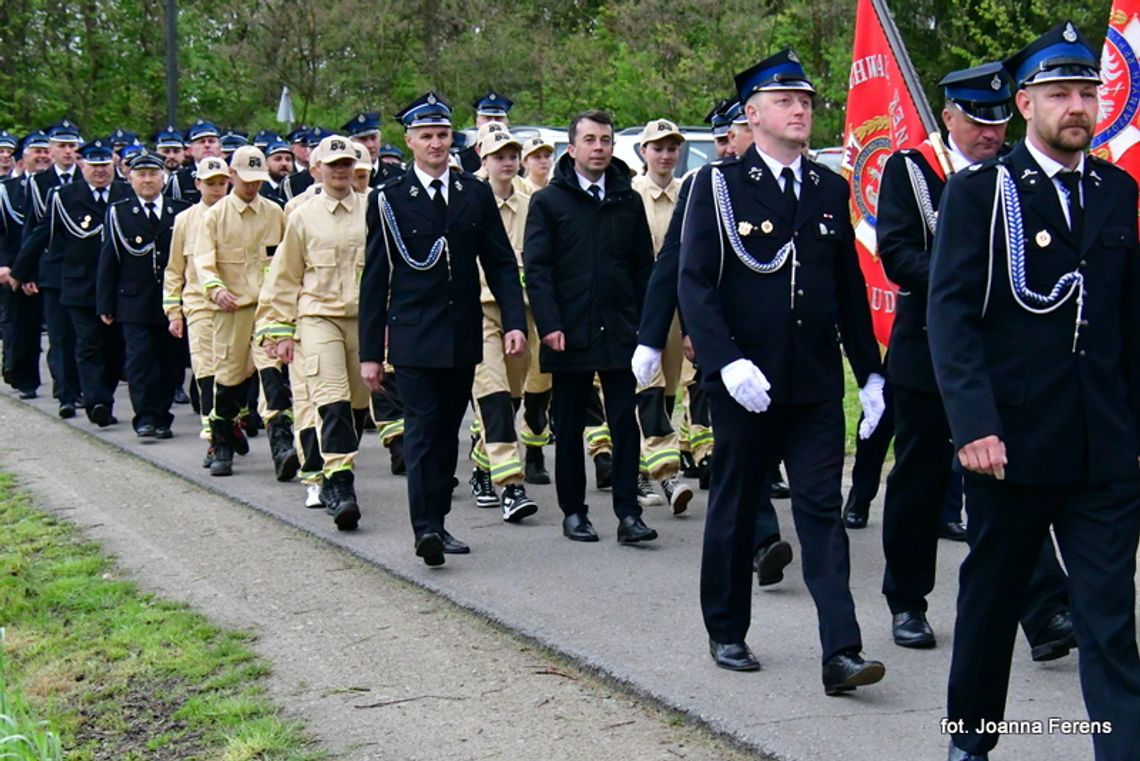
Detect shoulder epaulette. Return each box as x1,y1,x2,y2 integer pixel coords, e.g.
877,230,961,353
710,155,742,167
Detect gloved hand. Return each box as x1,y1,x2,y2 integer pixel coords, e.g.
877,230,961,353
631,344,663,387
858,372,886,440
720,358,771,413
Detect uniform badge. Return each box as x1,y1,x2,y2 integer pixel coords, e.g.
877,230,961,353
454,180,463,192
748,166,763,182
409,185,420,197
738,221,754,236
1035,230,1051,247
1089,169,1102,186
968,163,981,172
760,220,774,234
1063,22,1078,42
808,169,820,186
81,215,91,229
991,74,1002,91
135,235,143,244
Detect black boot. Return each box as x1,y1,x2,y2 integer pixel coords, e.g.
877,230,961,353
389,437,407,475
842,489,869,529
697,456,711,490
324,470,360,531
524,446,551,485
268,417,300,482
209,419,235,477
680,450,699,478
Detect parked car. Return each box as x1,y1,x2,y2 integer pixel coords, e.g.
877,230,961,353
811,146,844,174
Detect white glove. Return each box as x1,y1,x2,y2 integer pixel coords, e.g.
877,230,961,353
720,359,772,414
858,372,886,440
631,344,663,387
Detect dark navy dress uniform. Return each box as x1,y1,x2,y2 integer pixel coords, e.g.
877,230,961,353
876,65,1069,648
930,23,1140,761
360,93,525,555
680,53,883,677
98,157,190,433
1,169,42,394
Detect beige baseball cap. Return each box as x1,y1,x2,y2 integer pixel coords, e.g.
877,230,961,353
476,121,508,142
479,129,523,158
197,156,230,181
521,135,555,160
640,118,685,147
317,134,357,165
350,141,372,171
230,145,271,182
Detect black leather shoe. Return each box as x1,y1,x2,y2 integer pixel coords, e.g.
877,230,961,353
1030,611,1077,662
938,520,967,541
154,426,173,440
17,388,37,400
562,512,599,542
769,465,790,499
594,452,613,489
709,639,761,671
842,490,869,529
753,540,793,586
58,403,76,419
948,740,988,760
415,533,445,566
822,651,886,695
892,611,936,648
441,530,470,554
617,515,658,544
136,424,157,438
173,387,191,405
89,403,113,428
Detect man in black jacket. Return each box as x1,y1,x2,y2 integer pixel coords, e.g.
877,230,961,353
679,51,886,692
877,63,1073,657
930,23,1140,761
524,110,657,545
360,92,526,567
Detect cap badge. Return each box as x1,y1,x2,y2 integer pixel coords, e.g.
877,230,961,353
1035,230,1052,247
331,139,346,151
748,166,764,182
358,114,366,123
248,157,261,168
427,93,437,105
1063,23,1077,42
657,121,671,131
991,74,1002,91
738,221,754,236
490,93,497,100
760,220,774,234
788,50,800,63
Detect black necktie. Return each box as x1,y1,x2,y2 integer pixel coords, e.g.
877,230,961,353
588,183,602,203
94,189,106,205
430,178,447,220
144,201,156,221
60,172,72,185
1057,171,1083,235
781,167,798,213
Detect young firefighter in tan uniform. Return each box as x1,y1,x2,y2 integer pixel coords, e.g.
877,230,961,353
197,145,296,479
163,156,230,464
630,119,693,514
467,130,540,521
520,135,554,195
257,135,369,532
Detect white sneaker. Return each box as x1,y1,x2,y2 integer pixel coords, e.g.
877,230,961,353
662,477,693,515
637,472,664,507
305,483,323,509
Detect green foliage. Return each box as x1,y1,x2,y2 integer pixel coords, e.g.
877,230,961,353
0,0,1115,146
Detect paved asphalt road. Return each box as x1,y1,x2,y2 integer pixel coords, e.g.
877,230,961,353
1,381,1114,761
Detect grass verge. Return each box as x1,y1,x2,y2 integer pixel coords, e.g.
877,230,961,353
0,472,322,761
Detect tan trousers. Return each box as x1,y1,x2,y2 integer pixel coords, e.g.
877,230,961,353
211,305,288,421
678,357,714,462
296,316,370,474
635,315,683,479
187,310,216,439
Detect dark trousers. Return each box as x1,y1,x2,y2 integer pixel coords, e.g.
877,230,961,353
849,381,895,507
551,369,640,519
1,287,41,392
120,322,182,430
69,306,123,411
949,476,1140,760
397,365,474,538
41,287,79,404
702,395,861,662
882,387,1069,629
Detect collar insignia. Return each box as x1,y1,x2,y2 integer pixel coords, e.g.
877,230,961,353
747,165,763,182
454,180,463,192
808,169,820,186
409,185,420,197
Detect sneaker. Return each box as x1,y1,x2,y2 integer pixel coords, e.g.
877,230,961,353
680,451,699,478
501,484,538,523
469,468,500,508
662,476,693,515
304,483,324,509
637,472,664,507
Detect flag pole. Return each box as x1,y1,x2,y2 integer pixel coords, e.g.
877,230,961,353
868,0,956,175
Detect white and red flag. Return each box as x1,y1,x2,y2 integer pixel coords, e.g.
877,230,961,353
1093,1,1140,215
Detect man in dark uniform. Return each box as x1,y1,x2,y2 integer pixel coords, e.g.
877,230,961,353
12,119,83,417
0,130,16,178
459,91,512,173
341,111,403,188
877,63,1075,656
154,126,187,173
360,92,526,566
260,139,294,203
680,50,887,693
930,23,1140,761
285,126,311,172
0,132,50,398
27,139,129,426
98,152,191,437
165,120,222,204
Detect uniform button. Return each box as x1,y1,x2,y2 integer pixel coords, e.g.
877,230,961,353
796,289,804,296
1079,350,1087,357
795,319,803,326
1080,319,1089,326
600,326,606,332
1080,259,1088,267
448,299,453,305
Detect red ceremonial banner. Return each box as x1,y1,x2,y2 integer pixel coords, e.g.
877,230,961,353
840,0,936,346
1092,0,1140,217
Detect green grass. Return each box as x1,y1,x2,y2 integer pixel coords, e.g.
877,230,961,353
0,473,323,761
